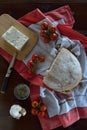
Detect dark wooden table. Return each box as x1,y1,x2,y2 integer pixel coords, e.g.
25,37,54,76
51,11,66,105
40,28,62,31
0,1,87,130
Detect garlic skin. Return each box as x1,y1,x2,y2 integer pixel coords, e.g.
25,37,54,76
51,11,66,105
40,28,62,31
9,104,26,119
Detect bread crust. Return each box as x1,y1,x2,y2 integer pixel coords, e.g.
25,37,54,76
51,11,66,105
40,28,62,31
43,48,82,93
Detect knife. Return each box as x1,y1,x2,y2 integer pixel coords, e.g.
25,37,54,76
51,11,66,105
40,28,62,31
0,53,17,93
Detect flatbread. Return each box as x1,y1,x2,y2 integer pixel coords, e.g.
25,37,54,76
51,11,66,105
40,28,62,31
43,48,82,93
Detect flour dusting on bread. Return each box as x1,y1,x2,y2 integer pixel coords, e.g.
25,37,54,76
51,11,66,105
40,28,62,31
43,48,82,93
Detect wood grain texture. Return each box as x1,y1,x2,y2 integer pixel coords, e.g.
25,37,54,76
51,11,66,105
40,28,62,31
0,14,38,60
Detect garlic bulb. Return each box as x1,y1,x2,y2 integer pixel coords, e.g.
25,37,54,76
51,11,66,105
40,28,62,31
9,104,26,119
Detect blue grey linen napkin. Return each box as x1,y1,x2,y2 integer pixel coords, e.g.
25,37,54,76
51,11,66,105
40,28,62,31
40,39,87,118
40,87,60,118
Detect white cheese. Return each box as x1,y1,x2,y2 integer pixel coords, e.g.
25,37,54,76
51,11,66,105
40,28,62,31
2,26,29,50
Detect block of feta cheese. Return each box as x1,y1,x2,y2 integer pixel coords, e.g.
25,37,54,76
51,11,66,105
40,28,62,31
2,26,29,50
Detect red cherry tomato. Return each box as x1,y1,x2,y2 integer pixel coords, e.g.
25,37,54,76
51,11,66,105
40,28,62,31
40,30,46,37
44,38,51,43
32,54,39,62
31,108,38,115
28,69,35,75
40,30,45,37
49,25,56,32
39,56,45,62
27,60,34,67
41,21,48,30
38,111,45,117
32,100,39,108
50,33,58,40
40,105,47,112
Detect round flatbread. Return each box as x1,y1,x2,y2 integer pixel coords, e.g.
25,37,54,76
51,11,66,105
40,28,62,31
43,48,82,93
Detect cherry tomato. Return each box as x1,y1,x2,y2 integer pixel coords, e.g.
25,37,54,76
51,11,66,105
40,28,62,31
44,38,51,43
28,69,35,75
50,33,58,40
31,108,38,115
40,30,46,37
41,21,48,30
32,54,39,62
49,25,56,32
38,111,45,117
27,60,34,67
30,67,35,73
39,56,45,62
40,105,47,112
32,100,39,108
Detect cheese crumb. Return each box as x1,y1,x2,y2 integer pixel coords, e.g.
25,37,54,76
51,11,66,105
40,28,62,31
2,26,29,50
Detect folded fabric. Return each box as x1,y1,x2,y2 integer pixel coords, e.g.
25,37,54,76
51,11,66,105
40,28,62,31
18,8,45,26
25,23,87,127
40,87,60,118
18,6,87,130
0,5,75,87
20,6,87,129
44,5,75,27
23,18,65,76
40,38,87,117
1,5,87,130
57,24,87,52
18,5,75,27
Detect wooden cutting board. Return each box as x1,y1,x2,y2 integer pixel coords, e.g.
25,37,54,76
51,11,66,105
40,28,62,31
0,14,38,60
